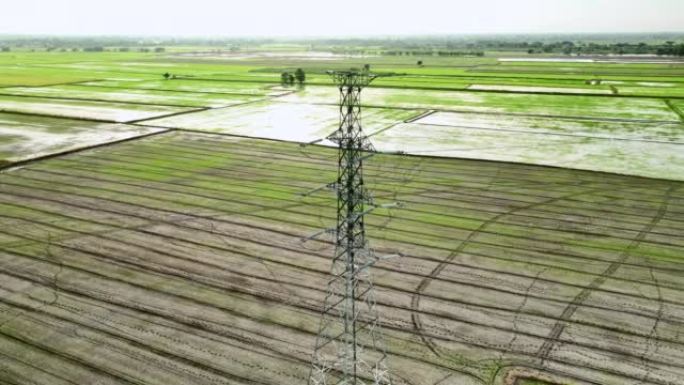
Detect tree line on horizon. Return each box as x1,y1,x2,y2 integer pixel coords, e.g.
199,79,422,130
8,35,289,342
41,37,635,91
1,35,684,57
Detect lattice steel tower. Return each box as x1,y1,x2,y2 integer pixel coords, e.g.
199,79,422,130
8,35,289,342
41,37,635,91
308,70,394,385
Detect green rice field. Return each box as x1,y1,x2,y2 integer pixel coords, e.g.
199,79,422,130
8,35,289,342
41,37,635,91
0,47,683,385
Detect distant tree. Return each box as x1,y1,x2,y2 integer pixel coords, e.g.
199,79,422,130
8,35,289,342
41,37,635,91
527,48,534,54
363,63,370,71
163,72,171,80
636,42,648,54
1,47,9,52
154,47,165,53
281,72,295,86
294,68,306,84
119,47,130,52
417,60,423,66
677,44,684,57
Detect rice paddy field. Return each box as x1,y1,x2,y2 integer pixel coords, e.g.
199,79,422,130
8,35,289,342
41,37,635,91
0,48,683,385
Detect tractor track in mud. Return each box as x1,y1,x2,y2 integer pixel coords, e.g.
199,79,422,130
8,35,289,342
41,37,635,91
10,161,684,275
21,154,684,248
27,158,684,253
5,174,684,304
637,267,666,385
536,186,678,362
4,195,684,376
409,185,620,358
0,331,144,385
2,133,684,384
5,170,684,311
4,205,684,336
2,239,682,385
0,348,86,385
0,252,537,385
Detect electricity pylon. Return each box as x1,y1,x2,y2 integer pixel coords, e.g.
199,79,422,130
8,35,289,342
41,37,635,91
307,70,396,385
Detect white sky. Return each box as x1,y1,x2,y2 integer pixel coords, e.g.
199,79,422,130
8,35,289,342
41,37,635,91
1,0,682,37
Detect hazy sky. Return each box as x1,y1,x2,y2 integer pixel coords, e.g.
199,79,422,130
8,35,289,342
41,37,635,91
2,0,683,37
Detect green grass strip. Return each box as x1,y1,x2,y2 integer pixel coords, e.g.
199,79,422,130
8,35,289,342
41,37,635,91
665,99,684,122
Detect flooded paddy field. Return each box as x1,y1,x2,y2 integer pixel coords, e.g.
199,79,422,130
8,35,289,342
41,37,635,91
0,85,261,108
0,112,166,163
79,79,290,96
282,86,681,122
0,49,683,385
1,51,683,179
0,94,195,123
144,101,422,142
